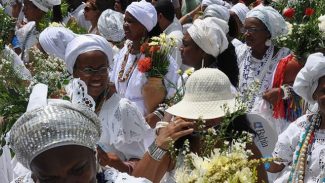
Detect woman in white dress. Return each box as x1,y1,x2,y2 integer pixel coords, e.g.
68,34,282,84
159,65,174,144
269,53,325,182
9,98,151,183
111,0,179,116
65,34,150,174
236,6,290,112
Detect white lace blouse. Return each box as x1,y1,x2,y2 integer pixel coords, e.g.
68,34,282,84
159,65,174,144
273,114,325,182
110,41,179,115
97,93,150,160
11,167,152,183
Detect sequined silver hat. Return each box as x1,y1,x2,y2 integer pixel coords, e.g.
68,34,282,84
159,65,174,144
9,101,101,169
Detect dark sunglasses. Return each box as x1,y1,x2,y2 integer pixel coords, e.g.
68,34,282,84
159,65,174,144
84,6,97,12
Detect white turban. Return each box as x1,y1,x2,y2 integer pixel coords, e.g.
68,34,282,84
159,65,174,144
201,0,231,9
98,9,125,42
187,17,229,58
203,4,230,22
39,26,76,60
125,0,157,32
65,34,113,74
29,0,60,12
293,53,325,105
230,3,249,24
246,6,288,39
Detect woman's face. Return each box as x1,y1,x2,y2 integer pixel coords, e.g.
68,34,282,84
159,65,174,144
22,0,45,22
243,17,270,50
123,11,147,41
180,32,205,69
73,50,109,100
83,2,100,22
313,76,325,114
114,0,122,12
30,145,97,183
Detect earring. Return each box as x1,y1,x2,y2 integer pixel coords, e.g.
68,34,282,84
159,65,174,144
265,39,272,46
201,58,205,68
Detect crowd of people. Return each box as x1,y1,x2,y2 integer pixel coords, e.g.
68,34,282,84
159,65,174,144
1,0,325,182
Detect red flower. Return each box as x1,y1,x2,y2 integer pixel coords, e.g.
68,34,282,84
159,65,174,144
149,45,160,53
283,8,295,19
140,43,149,53
138,57,152,73
305,8,315,16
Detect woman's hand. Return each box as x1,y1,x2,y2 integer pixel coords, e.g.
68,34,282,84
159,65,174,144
155,117,194,150
97,146,121,167
262,88,283,106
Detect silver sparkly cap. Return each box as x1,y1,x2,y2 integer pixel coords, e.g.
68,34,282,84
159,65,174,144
9,102,101,169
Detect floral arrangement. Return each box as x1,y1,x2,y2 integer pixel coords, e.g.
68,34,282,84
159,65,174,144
0,47,69,155
0,8,16,49
137,33,176,78
273,0,325,61
175,139,265,183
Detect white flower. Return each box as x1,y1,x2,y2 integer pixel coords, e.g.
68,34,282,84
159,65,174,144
318,15,325,33
286,21,293,35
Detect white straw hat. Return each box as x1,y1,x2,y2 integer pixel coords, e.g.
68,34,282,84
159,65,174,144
166,68,236,120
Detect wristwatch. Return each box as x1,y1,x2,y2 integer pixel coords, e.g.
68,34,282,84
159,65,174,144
148,141,167,161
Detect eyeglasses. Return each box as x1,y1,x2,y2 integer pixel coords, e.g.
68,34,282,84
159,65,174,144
241,27,267,34
84,6,97,12
77,66,108,76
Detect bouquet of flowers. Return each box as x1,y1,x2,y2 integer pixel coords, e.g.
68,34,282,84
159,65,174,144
0,8,16,49
175,140,263,183
273,0,325,62
138,33,176,78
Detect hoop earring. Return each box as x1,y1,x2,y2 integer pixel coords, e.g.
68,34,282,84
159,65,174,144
265,39,272,46
201,58,205,68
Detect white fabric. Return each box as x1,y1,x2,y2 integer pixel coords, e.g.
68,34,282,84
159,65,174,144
111,41,179,115
230,3,249,24
246,6,288,39
16,21,39,62
231,38,244,48
98,9,125,42
65,34,114,74
125,0,157,31
293,52,325,105
201,0,231,9
97,93,150,160
62,3,91,30
164,17,184,68
273,114,325,183
236,44,290,111
29,0,60,12
39,26,76,60
11,167,152,183
166,68,236,120
26,83,48,112
187,17,228,58
203,4,230,22
0,145,13,183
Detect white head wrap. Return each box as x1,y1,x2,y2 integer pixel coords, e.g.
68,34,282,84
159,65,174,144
230,3,249,24
293,53,325,105
187,17,229,58
125,0,157,32
39,26,76,60
246,6,288,38
29,0,61,12
65,34,113,74
203,4,230,22
201,0,231,9
98,9,125,42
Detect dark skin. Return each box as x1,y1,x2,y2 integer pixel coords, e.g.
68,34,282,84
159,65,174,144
30,145,97,183
268,76,325,173
22,0,45,24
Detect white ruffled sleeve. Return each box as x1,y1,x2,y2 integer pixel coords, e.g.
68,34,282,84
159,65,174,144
272,115,306,165
164,56,180,99
103,167,152,183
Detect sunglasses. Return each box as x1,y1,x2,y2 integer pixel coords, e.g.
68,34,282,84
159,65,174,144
84,6,97,12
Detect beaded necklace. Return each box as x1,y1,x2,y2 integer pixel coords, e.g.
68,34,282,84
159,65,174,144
118,42,141,82
288,113,321,183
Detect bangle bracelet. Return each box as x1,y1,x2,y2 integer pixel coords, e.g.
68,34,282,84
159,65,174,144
155,121,169,135
153,110,164,121
148,140,167,161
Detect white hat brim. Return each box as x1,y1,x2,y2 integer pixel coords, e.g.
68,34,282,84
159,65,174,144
166,98,236,120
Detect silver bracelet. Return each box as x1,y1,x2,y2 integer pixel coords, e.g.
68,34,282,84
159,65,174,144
148,141,167,161
153,110,164,121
